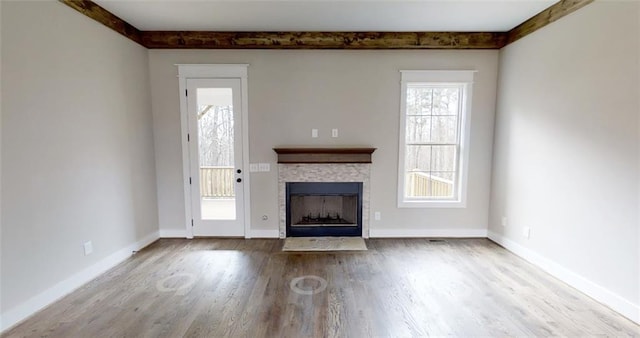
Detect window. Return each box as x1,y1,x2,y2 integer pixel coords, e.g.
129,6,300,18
398,70,474,208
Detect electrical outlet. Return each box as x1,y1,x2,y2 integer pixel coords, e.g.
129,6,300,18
249,163,259,172
501,216,507,227
332,129,339,138
258,163,270,172
523,226,531,239
374,212,381,221
83,241,93,256
312,129,318,138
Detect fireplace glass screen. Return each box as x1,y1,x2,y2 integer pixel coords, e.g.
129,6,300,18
290,195,357,227
286,182,363,237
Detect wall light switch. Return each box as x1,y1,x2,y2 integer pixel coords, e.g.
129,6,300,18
258,163,270,172
332,129,338,138
83,241,93,256
523,226,531,239
501,216,507,227
312,129,318,138
374,212,381,221
249,163,259,172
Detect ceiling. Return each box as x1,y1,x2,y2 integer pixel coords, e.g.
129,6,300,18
93,0,559,32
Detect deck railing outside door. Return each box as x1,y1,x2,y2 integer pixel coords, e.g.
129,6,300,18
200,166,235,198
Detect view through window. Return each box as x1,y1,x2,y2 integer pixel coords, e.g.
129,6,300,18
398,71,474,207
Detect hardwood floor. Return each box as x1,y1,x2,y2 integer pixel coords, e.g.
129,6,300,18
3,238,639,337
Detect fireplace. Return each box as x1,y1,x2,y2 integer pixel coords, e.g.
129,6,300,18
286,182,363,237
275,147,376,238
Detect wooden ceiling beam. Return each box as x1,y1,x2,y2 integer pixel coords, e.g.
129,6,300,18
59,0,595,50
59,0,143,45
506,0,594,46
141,31,506,49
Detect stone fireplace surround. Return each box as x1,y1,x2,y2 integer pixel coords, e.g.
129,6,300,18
274,148,375,238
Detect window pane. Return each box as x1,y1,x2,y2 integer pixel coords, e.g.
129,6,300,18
431,116,458,143
196,88,236,220
431,145,457,172
406,86,433,115
429,172,455,197
405,171,431,197
405,145,431,172
433,87,460,115
406,116,431,143
405,171,455,198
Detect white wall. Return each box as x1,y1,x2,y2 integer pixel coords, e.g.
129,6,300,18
1,1,159,329
489,1,640,322
0,1,3,327
149,50,498,237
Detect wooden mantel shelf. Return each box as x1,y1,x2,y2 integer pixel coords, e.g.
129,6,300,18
273,147,376,163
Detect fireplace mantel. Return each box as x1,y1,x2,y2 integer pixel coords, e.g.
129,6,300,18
273,147,376,164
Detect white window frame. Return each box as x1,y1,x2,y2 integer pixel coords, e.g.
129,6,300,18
397,70,475,208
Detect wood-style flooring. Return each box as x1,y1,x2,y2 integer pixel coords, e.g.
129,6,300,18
3,238,639,337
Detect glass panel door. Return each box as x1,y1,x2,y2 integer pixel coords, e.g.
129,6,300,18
196,87,236,220
187,79,244,237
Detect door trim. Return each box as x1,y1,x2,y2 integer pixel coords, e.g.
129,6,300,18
177,64,251,238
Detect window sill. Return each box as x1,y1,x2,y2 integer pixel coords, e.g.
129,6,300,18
398,199,467,209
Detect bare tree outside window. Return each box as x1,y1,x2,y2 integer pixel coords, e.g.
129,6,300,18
198,104,234,167
197,104,235,199
405,85,461,198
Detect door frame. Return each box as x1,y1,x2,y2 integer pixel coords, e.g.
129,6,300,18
177,64,251,239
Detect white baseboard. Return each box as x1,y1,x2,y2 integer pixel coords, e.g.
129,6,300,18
159,228,279,239
159,229,188,238
248,229,279,238
369,228,488,238
488,230,640,325
0,231,160,333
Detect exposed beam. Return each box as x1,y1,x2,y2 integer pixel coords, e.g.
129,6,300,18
59,0,595,50
506,0,594,46
60,0,505,49
59,0,143,45
140,31,506,49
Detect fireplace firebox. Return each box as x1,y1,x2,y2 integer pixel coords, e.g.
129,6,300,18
286,182,363,237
